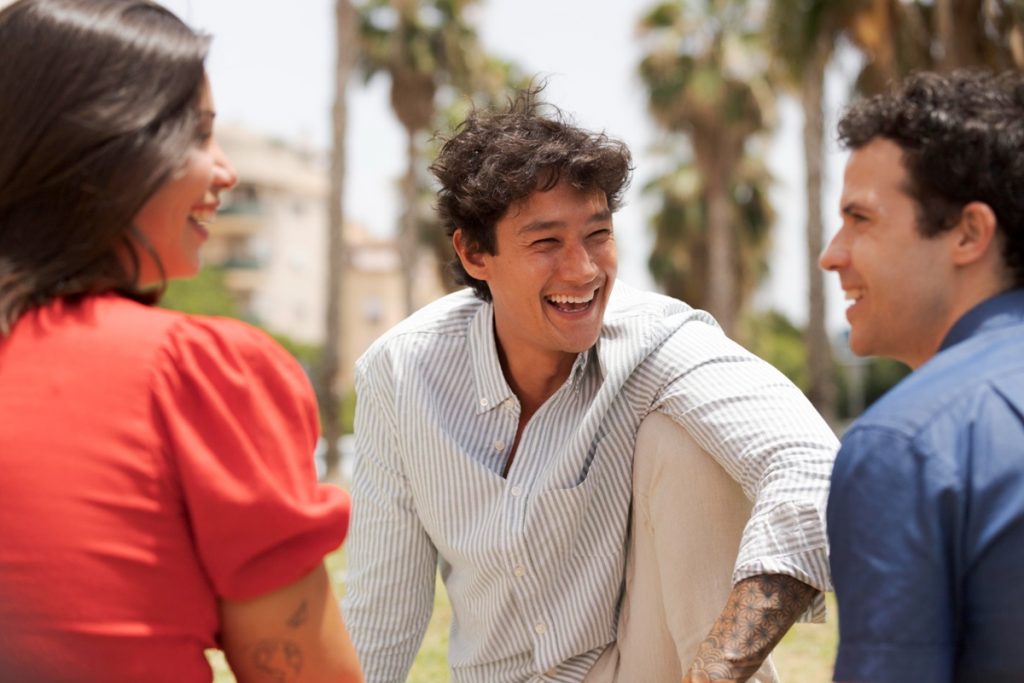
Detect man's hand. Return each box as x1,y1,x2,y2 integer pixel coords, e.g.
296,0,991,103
681,573,817,683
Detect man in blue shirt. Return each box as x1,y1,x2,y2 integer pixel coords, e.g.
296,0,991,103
821,70,1024,683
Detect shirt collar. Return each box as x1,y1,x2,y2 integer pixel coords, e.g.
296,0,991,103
468,303,514,414
467,302,594,414
940,288,1024,352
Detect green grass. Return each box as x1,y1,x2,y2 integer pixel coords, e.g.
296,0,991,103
210,550,836,682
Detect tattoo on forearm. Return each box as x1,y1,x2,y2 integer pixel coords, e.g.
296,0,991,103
250,639,303,683
688,574,817,682
286,599,309,629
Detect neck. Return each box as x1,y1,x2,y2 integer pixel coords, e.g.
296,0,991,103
496,342,576,417
908,269,1012,369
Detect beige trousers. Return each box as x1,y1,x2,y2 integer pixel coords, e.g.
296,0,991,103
585,412,779,683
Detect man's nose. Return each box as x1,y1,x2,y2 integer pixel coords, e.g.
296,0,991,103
560,239,600,282
819,228,848,272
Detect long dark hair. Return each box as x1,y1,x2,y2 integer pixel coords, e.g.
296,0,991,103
0,0,210,334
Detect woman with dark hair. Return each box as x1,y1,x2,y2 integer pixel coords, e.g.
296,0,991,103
0,1,363,681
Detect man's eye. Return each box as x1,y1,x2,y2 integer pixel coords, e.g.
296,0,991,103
532,238,558,246
589,228,612,239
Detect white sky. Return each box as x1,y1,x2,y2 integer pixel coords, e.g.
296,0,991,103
160,0,852,333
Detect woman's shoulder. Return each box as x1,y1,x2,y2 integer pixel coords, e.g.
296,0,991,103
74,296,303,385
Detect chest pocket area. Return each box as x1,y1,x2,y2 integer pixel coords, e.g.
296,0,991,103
529,443,632,563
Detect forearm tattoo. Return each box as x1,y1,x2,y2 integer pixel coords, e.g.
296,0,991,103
247,599,309,682
687,574,817,682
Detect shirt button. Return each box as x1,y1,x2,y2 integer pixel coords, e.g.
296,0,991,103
479,397,489,407
513,565,526,577
534,622,547,635
493,439,505,451
510,486,522,497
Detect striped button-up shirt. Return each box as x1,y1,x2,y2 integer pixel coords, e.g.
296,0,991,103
343,282,837,683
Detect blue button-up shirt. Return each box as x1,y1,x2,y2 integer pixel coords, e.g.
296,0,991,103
829,289,1024,683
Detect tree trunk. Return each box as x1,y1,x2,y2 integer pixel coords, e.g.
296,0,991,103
935,0,985,70
705,164,736,336
319,0,357,482
399,128,418,316
801,39,837,424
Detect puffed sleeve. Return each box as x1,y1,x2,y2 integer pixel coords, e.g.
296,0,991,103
150,315,350,601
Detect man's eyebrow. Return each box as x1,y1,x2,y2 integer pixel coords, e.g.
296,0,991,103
518,219,564,234
518,210,612,234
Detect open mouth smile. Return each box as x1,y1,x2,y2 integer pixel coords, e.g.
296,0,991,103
545,289,597,314
187,203,219,237
844,288,865,305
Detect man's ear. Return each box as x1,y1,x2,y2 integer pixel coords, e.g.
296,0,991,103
951,202,999,267
453,229,489,281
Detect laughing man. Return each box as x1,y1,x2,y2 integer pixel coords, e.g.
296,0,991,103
343,91,838,683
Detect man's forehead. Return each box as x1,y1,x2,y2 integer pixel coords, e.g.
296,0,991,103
842,140,911,203
504,184,609,224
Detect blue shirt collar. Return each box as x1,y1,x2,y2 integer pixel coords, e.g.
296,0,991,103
940,288,1024,352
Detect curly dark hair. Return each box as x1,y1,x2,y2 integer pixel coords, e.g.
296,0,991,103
837,69,1024,288
430,87,633,300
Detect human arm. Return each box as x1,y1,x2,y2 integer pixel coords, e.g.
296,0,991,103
682,574,817,683
220,563,363,683
152,319,356,674
341,360,440,682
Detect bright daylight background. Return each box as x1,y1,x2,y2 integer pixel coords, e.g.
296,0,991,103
160,4,849,681
161,0,858,335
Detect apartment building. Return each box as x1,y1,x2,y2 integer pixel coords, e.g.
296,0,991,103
210,124,446,386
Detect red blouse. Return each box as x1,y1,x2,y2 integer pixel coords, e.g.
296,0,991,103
0,295,350,682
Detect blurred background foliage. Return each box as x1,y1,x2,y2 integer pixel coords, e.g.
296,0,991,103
325,0,1020,438
174,1,1021,460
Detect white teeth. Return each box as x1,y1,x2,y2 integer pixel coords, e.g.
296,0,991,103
844,288,864,302
547,292,595,305
188,209,216,225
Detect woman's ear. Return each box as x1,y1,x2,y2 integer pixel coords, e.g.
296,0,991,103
453,229,489,281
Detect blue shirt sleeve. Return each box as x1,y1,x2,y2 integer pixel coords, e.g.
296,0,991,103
827,425,958,683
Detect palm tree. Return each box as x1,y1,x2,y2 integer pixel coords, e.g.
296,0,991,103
638,0,774,336
764,0,890,423
357,0,482,315
318,0,358,481
646,144,775,322
933,0,1024,71
767,0,1022,422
